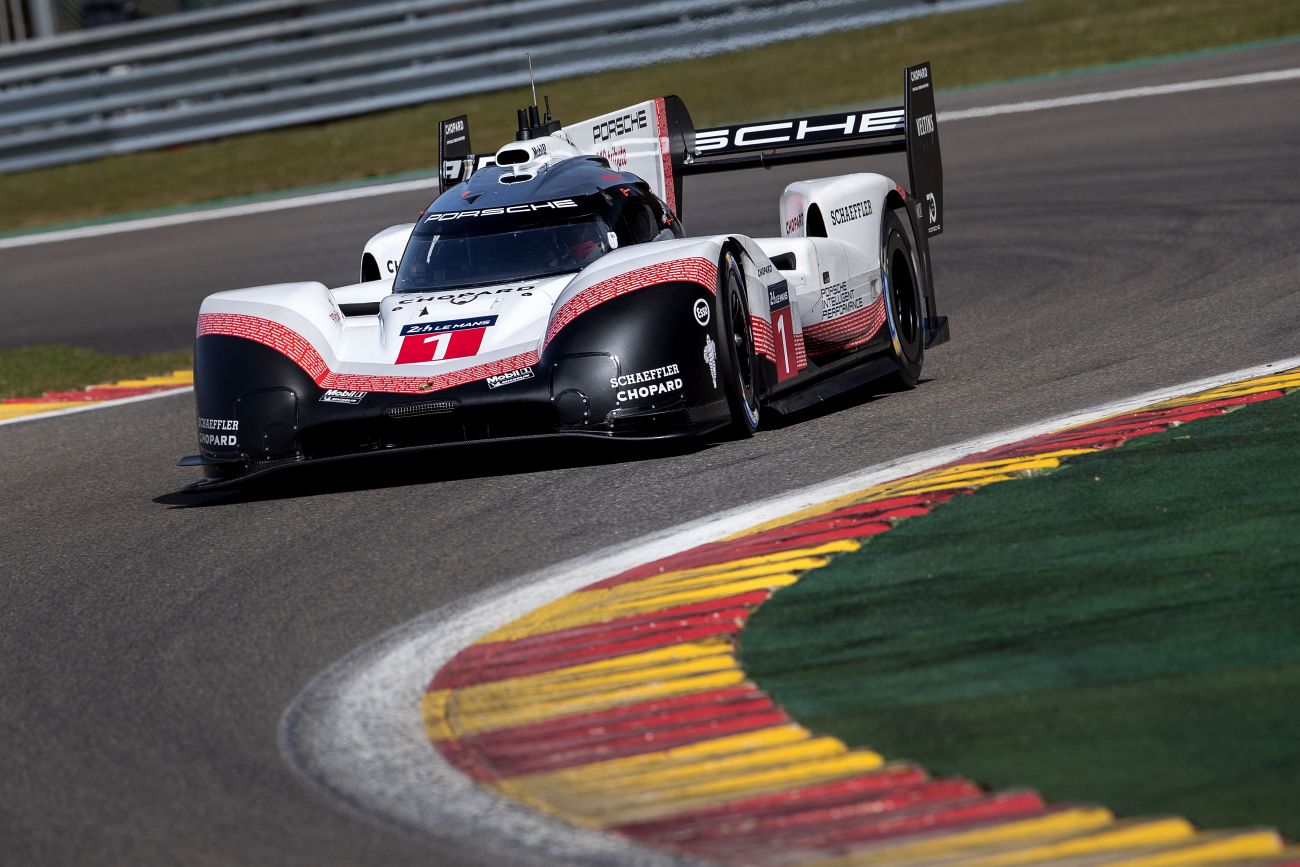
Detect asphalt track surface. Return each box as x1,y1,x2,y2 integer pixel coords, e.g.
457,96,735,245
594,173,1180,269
3,42,1299,867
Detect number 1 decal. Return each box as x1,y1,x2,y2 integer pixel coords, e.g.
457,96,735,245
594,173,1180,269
776,314,790,373
395,315,497,365
422,332,452,361
765,278,797,382
771,306,796,382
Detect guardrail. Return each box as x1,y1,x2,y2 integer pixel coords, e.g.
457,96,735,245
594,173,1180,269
0,0,1010,174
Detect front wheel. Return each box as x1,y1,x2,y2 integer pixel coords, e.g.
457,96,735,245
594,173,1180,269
880,209,925,388
715,248,760,436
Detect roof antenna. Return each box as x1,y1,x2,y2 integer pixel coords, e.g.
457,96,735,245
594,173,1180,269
527,52,538,107
514,55,561,141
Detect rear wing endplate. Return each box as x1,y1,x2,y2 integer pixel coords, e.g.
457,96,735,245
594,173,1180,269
437,113,474,188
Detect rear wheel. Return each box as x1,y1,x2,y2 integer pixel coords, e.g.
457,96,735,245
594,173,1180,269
716,248,760,435
881,209,924,388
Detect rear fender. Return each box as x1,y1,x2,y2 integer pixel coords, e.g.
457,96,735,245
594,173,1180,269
361,223,415,283
780,172,895,257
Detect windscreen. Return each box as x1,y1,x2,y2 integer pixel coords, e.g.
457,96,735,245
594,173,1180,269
395,202,616,293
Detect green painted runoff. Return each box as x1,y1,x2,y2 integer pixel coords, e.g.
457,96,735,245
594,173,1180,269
742,390,1300,835
0,345,191,399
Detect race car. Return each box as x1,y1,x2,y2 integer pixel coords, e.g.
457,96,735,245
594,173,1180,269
182,64,949,485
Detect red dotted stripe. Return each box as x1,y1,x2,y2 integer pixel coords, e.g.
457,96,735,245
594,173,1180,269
803,296,887,357
196,313,537,395
654,97,677,215
544,258,717,348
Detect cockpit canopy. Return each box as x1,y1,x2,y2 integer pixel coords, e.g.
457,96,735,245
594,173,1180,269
395,178,681,294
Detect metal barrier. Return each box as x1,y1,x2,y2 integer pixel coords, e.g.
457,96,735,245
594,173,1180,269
0,0,1012,174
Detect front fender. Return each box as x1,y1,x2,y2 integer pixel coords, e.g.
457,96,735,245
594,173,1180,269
541,276,727,432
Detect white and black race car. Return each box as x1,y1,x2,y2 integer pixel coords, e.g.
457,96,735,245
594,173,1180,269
183,64,949,485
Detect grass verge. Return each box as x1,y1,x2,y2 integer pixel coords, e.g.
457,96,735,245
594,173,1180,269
0,346,192,399
742,391,1300,836
3,0,1299,233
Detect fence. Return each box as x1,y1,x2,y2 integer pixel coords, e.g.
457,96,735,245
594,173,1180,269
0,0,1012,174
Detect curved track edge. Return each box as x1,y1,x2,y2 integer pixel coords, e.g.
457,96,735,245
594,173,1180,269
282,355,1300,867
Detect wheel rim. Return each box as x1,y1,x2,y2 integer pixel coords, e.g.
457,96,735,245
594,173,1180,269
890,247,920,353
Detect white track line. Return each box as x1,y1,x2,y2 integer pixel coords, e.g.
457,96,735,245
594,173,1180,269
941,67,1300,121
0,177,437,250
0,385,192,428
4,65,1298,251
281,355,1299,867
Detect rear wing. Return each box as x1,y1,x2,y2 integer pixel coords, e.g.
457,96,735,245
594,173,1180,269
435,62,941,236
685,62,942,236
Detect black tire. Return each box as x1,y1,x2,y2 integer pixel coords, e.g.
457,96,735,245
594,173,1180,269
715,248,761,435
881,209,924,388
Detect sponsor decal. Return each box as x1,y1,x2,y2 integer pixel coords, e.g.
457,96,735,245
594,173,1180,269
386,259,399,274
693,298,711,327
423,200,578,222
703,334,718,389
592,109,649,143
820,280,866,320
785,212,803,234
607,232,620,249
611,363,682,403
530,142,548,158
393,285,533,309
927,192,938,225
401,316,496,335
910,66,929,83
444,118,466,135
198,417,239,447
915,113,936,137
485,367,534,389
768,282,790,311
397,315,497,365
829,200,873,226
596,145,629,170
320,389,366,405
695,108,905,154
756,264,773,277
198,417,238,431
329,310,341,323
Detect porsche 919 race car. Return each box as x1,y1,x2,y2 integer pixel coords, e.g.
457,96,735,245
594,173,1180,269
183,64,950,485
